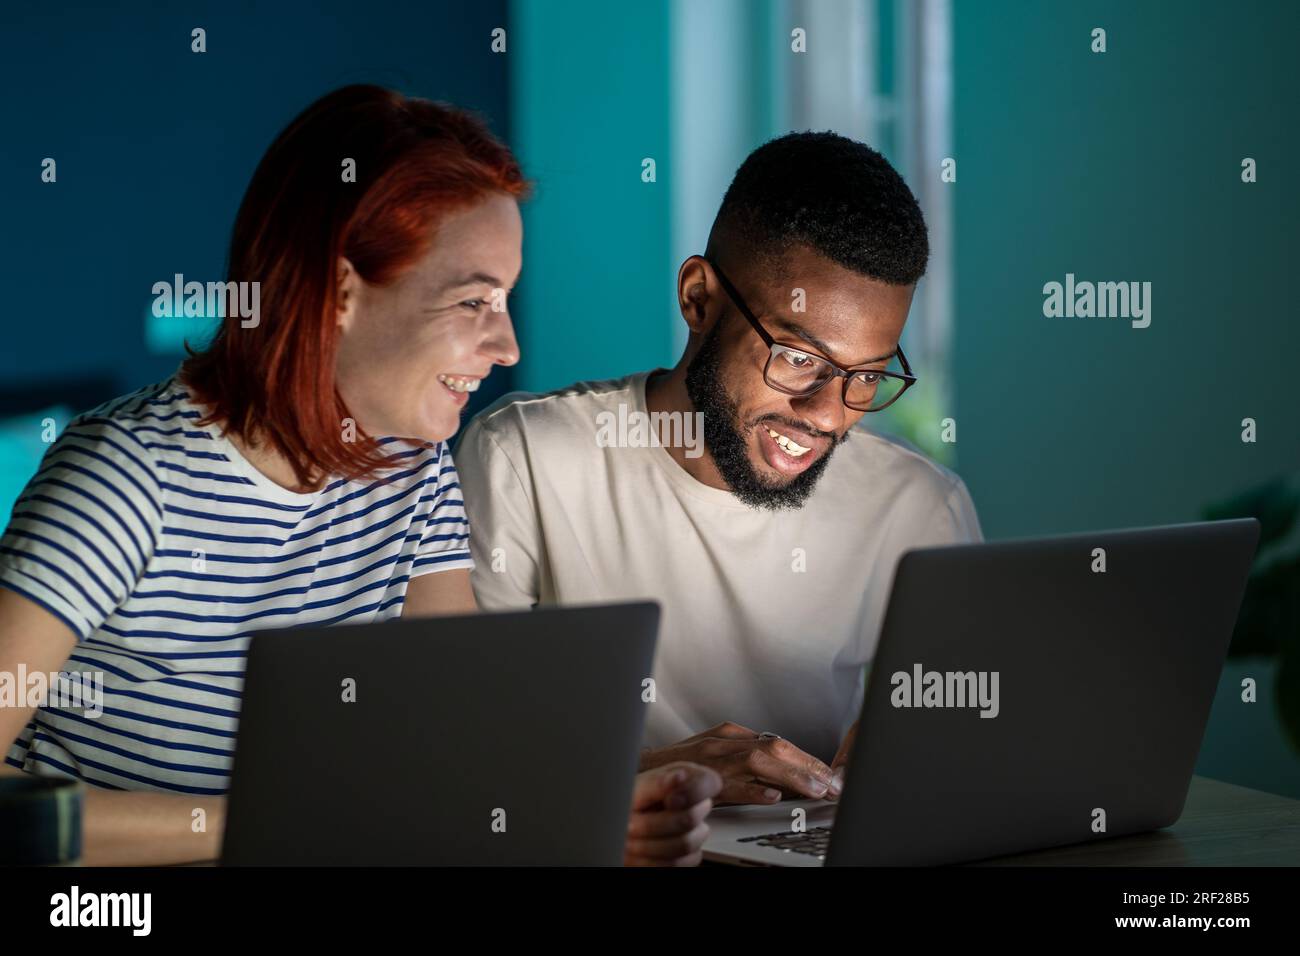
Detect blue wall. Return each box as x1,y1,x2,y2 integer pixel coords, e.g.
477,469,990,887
0,0,512,412
509,0,676,393
951,0,1300,796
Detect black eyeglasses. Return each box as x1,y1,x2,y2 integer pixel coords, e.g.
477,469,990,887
707,259,917,413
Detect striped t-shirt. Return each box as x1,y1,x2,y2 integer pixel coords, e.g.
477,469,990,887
0,375,473,794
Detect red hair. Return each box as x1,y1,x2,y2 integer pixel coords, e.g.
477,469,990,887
180,85,530,486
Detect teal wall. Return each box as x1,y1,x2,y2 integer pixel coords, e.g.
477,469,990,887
952,0,1300,795
510,0,676,392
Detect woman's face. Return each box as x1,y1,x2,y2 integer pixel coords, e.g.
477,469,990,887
334,192,523,444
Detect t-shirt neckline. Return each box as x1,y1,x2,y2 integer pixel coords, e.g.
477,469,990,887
171,379,322,507
633,370,758,512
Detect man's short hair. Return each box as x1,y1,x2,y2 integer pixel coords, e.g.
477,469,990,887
708,131,929,285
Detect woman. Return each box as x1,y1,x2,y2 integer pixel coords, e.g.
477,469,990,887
0,85,719,865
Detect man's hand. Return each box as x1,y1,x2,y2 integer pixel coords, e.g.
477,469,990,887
639,722,840,805
826,720,857,803
625,762,722,866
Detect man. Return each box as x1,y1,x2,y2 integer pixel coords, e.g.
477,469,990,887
456,132,982,806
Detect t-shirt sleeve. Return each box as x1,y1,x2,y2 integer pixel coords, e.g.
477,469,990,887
919,475,984,547
0,415,163,640
942,476,983,544
410,441,475,577
454,415,541,610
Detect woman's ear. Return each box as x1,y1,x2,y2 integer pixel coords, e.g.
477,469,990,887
336,256,360,331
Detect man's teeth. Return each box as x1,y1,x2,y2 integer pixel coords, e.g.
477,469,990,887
437,374,481,394
767,427,811,457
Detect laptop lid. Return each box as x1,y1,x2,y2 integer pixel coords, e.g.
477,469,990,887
221,601,658,865
827,518,1259,866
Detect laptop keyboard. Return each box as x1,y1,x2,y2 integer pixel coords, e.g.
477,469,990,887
738,825,833,859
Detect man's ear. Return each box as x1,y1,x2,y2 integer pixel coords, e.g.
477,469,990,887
336,256,360,331
676,255,716,336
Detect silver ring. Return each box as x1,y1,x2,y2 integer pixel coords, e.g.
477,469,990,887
758,731,782,740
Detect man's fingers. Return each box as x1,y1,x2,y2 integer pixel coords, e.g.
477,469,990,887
826,722,857,802
630,761,723,812
717,779,784,806
831,721,858,770
694,736,773,760
737,748,832,799
713,741,834,798
645,731,841,806
625,821,711,862
767,737,837,797
663,762,723,810
767,737,835,784
627,798,712,839
694,721,758,740
629,764,688,812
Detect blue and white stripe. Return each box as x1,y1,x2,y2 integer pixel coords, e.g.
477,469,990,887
1,375,472,794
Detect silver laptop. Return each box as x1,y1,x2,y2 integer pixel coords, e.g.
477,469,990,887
222,602,658,865
704,519,1259,866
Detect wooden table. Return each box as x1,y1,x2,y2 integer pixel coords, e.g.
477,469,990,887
979,776,1300,865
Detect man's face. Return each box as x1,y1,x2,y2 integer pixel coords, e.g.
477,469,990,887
685,244,915,510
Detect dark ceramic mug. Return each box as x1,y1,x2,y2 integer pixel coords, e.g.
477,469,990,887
0,775,83,865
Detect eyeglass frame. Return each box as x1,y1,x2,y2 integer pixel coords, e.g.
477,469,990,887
705,257,918,413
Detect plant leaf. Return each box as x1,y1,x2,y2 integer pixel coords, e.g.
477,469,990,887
1204,476,1300,551
1227,555,1300,658
1275,626,1300,754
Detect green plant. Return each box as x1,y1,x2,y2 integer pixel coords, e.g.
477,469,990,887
1203,476,1300,753
870,372,954,466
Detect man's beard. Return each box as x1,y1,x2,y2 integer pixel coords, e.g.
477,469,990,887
684,322,845,511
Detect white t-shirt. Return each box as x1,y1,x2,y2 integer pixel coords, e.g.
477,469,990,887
455,371,982,762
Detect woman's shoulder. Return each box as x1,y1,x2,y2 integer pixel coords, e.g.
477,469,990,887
38,377,203,504
65,377,183,435
371,436,455,488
